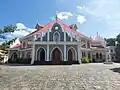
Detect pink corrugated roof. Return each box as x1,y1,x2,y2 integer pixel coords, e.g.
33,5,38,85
11,44,22,48
25,19,90,40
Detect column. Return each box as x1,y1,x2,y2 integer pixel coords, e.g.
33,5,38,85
46,28,50,61
47,28,50,41
47,44,49,61
64,45,67,61
31,44,35,64
86,52,88,58
64,28,66,42
78,43,81,63
41,32,43,41
64,28,67,61
70,31,73,42
90,52,92,62
85,40,87,48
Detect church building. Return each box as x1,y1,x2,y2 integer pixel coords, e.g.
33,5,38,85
8,18,109,65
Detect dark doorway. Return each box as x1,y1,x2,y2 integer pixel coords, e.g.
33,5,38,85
11,52,18,62
37,48,46,63
52,48,61,64
40,49,45,62
68,49,73,64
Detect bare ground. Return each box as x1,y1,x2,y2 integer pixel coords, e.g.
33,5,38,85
0,63,120,90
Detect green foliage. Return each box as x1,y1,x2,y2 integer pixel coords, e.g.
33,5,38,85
105,38,116,46
81,57,89,63
0,25,17,39
115,34,120,62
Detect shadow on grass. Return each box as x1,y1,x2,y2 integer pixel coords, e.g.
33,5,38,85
110,67,120,73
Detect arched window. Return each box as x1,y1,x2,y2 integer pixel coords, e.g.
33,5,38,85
53,31,60,41
26,52,31,59
100,53,102,59
96,53,99,59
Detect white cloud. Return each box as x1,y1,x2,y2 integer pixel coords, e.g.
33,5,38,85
16,23,27,30
57,12,73,20
77,0,120,30
77,15,86,24
77,6,83,10
8,23,36,38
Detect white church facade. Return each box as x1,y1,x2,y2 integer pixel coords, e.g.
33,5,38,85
8,19,110,65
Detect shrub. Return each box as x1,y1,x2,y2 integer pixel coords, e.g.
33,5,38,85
81,57,89,63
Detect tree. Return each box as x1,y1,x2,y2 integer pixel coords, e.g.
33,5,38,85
0,25,17,39
115,34,120,62
105,38,116,46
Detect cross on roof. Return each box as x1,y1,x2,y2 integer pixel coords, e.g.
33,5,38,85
55,14,58,21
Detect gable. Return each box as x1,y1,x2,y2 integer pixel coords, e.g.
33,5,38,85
51,23,63,32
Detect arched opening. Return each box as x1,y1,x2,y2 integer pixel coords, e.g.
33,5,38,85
68,47,77,63
53,31,60,41
26,52,31,59
37,47,46,63
96,53,99,59
40,49,45,61
11,52,18,62
52,48,62,64
100,53,102,59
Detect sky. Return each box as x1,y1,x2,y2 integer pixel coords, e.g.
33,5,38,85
0,0,120,43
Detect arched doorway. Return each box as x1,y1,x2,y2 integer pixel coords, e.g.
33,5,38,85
11,52,18,62
37,47,46,63
52,48,61,64
40,49,45,61
68,47,77,63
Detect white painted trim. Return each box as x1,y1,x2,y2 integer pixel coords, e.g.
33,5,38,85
28,41,80,45
50,46,63,61
53,31,60,41
19,48,32,51
36,46,46,61
67,46,77,61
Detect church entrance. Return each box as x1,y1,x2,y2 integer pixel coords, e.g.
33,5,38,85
40,49,45,61
52,48,61,64
68,47,76,64
11,52,18,63
68,49,73,63
37,48,46,63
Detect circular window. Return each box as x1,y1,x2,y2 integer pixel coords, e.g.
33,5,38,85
55,26,58,30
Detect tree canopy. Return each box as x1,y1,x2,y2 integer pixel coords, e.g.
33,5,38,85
0,25,17,39
105,38,116,46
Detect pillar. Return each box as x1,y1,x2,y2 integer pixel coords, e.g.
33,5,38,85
47,28,50,41
64,28,67,61
78,43,81,63
31,44,35,64
41,32,43,41
47,44,49,61
46,28,50,61
85,52,88,58
70,30,73,42
90,52,92,62
85,40,87,48
64,45,67,61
